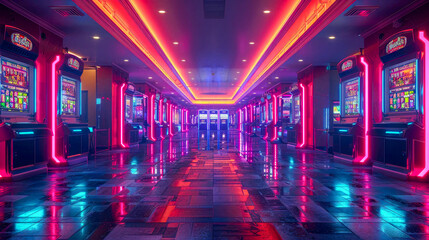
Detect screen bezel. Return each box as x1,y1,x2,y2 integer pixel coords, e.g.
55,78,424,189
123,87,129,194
0,57,34,116
383,58,418,115
60,75,80,118
341,76,361,117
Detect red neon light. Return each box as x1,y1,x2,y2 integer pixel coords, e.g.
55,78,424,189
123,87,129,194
263,100,269,140
356,57,370,163
51,56,63,163
160,100,164,139
119,83,127,148
298,84,306,148
149,95,156,141
271,94,278,141
169,104,173,136
417,31,429,177
238,110,242,131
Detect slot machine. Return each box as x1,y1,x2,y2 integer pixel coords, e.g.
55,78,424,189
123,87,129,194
280,94,292,143
209,109,219,131
219,109,229,131
198,109,208,131
284,83,300,144
56,53,90,165
124,83,143,145
371,29,427,176
331,55,365,158
0,26,50,179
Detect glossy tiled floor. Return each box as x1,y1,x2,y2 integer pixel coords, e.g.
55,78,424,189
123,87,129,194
2,129,429,239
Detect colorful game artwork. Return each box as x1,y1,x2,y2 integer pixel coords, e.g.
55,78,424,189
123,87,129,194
133,96,143,120
0,59,29,113
388,61,416,112
61,77,77,116
333,102,340,122
343,77,360,116
293,96,300,124
125,95,132,122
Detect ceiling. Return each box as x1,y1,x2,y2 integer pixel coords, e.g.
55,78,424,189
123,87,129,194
3,0,427,109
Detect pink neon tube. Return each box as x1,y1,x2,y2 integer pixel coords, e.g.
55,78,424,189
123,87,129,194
169,104,173,136
357,57,370,163
149,95,156,141
51,55,62,163
418,31,429,177
271,94,278,141
298,84,306,148
263,100,269,140
119,83,127,148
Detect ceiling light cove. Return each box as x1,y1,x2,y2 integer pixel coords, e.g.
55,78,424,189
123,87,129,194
75,0,355,104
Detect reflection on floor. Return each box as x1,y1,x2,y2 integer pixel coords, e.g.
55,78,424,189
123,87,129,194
1,129,429,239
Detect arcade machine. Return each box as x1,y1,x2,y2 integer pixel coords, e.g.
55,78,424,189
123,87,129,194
209,109,219,131
56,53,90,165
331,55,365,158
198,109,208,131
280,95,292,143
161,98,168,137
371,29,426,176
259,98,267,138
124,83,142,146
140,94,149,142
285,83,300,144
219,109,229,131
254,103,261,136
0,26,50,179
154,94,164,140
265,94,274,140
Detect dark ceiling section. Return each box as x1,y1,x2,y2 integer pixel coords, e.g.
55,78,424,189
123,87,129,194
203,0,225,19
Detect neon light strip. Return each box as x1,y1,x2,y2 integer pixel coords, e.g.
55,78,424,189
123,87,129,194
149,95,156,141
119,83,127,148
59,77,63,115
417,31,429,177
381,70,385,113
358,57,370,163
263,100,269,140
181,108,184,132
51,56,62,163
80,82,82,115
73,129,83,132
17,131,34,135
386,130,402,135
271,94,278,141
169,104,173,136
298,84,306,148
34,67,37,113
339,82,341,116
416,59,419,112
338,129,348,133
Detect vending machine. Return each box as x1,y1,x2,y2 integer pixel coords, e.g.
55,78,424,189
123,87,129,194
371,29,426,176
331,55,365,158
0,26,50,179
219,109,229,130
209,109,219,131
285,84,300,144
198,109,208,131
56,53,90,165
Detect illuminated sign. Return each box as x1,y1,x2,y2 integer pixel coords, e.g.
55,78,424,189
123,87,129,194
341,60,353,71
67,57,80,70
11,33,32,51
386,36,407,54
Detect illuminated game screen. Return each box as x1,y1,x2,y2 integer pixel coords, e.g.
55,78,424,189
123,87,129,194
0,59,29,113
333,102,340,122
387,61,416,113
163,104,167,122
133,96,143,120
268,103,273,121
282,97,291,119
293,96,300,124
343,77,360,116
61,77,77,116
154,101,159,121
220,114,228,119
261,106,265,122
125,95,132,122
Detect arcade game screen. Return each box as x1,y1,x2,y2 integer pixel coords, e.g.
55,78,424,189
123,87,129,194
61,77,77,116
133,96,143,120
293,96,300,124
255,106,260,122
154,101,159,122
261,105,265,122
333,102,340,122
268,102,273,121
210,113,218,124
125,95,132,122
343,77,360,116
162,104,167,122
199,113,207,124
0,59,29,113
282,97,291,120
387,61,416,112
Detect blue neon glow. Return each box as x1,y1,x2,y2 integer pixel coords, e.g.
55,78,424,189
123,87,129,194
339,82,342,116
88,127,93,133
17,131,35,135
382,70,385,113
73,129,82,132
59,77,62,115
416,59,420,113
96,98,101,104
408,122,413,126
386,130,402,135
338,129,348,133
34,67,37,113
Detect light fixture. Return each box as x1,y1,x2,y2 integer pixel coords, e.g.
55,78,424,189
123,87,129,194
123,59,129,62
253,92,256,94
249,42,255,45
155,82,158,84
181,59,186,62
236,71,240,74
298,59,303,62
242,59,247,62
173,41,179,45
263,10,270,14
329,36,336,39
158,10,166,14
268,82,271,84
148,76,153,79
275,76,279,79
92,35,100,40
